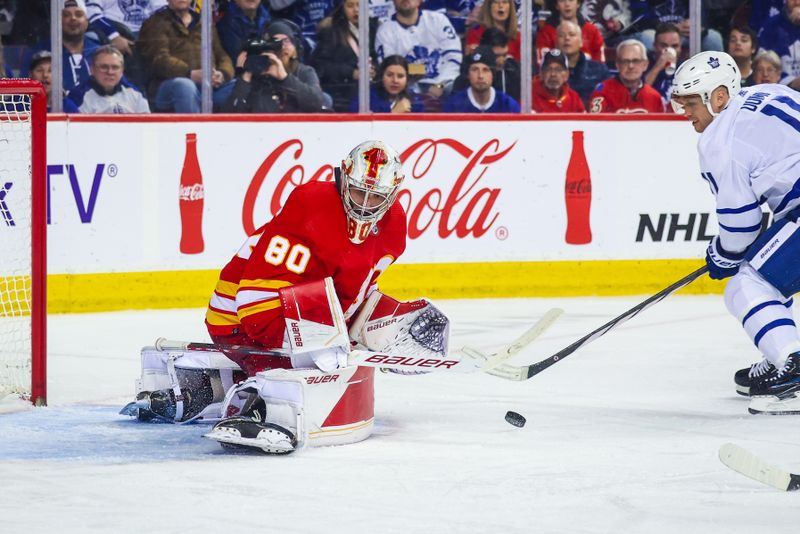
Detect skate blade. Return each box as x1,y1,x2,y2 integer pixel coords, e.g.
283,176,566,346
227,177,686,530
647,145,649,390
119,400,146,416
735,385,749,396
748,392,800,415
204,428,295,454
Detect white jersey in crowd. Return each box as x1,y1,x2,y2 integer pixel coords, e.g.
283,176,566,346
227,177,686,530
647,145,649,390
87,0,168,36
698,83,800,254
375,9,462,86
369,0,396,23
69,84,151,114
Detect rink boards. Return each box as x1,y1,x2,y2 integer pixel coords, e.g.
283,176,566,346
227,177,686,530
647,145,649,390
36,114,728,312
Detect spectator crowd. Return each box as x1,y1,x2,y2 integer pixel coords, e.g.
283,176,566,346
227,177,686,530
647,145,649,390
0,0,797,114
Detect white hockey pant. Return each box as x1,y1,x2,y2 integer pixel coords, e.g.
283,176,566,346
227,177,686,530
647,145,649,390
724,263,800,366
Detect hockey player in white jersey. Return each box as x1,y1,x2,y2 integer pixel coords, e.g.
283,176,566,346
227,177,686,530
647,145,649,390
374,0,462,96
671,51,800,415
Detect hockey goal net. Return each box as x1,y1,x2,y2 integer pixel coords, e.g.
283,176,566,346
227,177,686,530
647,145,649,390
0,79,47,406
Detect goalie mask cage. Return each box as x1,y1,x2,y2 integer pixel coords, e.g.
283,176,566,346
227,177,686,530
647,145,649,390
0,79,47,406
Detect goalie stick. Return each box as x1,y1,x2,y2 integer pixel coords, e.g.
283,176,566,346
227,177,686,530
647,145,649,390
718,443,800,491
153,308,563,375
486,265,709,381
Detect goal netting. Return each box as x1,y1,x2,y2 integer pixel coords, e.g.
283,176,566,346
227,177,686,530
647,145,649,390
0,80,47,406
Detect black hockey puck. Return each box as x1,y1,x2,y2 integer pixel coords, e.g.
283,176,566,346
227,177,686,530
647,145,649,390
505,410,526,428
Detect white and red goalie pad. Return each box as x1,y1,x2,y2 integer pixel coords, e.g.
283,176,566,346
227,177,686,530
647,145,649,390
349,292,450,359
279,278,349,355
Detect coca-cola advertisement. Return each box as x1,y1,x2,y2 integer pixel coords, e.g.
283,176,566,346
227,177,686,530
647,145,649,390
43,117,711,277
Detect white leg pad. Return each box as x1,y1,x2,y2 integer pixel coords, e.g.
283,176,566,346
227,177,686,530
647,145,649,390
222,365,375,448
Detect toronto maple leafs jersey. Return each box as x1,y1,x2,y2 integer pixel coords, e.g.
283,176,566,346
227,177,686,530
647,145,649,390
698,84,800,254
758,12,800,85
375,9,462,86
86,0,168,37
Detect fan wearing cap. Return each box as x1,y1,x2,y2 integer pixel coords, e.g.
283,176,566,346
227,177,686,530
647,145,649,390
532,49,585,113
442,46,520,113
670,51,800,414
222,19,326,112
28,51,54,111
25,0,101,92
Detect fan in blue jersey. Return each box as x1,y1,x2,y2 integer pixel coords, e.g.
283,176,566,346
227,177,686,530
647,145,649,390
671,51,800,415
442,46,519,113
758,0,800,90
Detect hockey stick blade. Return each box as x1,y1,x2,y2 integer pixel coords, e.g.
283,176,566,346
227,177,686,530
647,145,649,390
719,443,800,491
474,308,564,372
486,265,709,382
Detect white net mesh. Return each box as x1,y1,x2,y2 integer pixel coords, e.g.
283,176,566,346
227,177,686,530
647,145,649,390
0,93,33,401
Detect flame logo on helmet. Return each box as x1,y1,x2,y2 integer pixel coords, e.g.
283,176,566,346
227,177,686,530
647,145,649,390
362,147,390,188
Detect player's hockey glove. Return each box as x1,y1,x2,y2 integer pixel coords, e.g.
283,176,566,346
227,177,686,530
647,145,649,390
705,236,746,280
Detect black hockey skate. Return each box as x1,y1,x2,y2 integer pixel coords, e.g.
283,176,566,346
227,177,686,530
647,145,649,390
748,354,800,400
119,389,191,422
734,359,777,396
204,416,297,454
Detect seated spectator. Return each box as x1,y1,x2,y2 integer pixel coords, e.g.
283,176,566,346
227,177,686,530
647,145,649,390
479,27,521,101
532,49,585,112
349,54,425,112
581,0,631,46
24,1,101,91
375,0,462,100
643,23,681,107
589,39,664,112
758,0,800,89
537,0,605,63
750,50,783,84
64,45,150,113
557,20,608,106
630,0,723,52
267,0,335,48
86,0,168,55
311,0,376,111
222,19,325,112
442,46,520,112
28,51,54,111
727,25,758,86
216,0,271,64
138,0,234,112
464,0,521,60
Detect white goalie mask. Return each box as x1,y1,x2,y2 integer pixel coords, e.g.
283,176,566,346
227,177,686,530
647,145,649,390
339,140,405,244
671,51,741,117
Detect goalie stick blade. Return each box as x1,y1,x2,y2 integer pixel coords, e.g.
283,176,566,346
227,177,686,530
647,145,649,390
718,443,800,491
479,308,565,372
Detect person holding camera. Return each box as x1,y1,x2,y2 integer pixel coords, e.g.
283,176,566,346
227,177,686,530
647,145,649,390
222,19,325,112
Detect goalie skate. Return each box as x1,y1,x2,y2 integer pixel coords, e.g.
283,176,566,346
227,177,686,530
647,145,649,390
204,416,297,454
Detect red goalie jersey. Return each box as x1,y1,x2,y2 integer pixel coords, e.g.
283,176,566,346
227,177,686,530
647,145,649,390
205,180,407,360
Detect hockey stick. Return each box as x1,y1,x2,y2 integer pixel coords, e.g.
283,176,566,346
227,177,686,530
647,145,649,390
153,309,564,375
468,308,564,371
719,443,800,491
486,265,709,381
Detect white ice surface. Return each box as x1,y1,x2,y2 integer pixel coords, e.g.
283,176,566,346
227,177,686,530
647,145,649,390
2,296,799,534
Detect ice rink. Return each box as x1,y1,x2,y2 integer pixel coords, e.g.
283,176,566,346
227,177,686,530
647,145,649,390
2,295,799,533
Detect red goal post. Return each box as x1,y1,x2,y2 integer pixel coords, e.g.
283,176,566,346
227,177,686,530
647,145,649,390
0,79,47,406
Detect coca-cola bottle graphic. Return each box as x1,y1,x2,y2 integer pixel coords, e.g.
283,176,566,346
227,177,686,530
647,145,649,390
179,132,205,254
565,130,592,244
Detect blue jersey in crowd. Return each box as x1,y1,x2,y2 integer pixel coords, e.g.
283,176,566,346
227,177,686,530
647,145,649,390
759,12,800,85
442,88,520,113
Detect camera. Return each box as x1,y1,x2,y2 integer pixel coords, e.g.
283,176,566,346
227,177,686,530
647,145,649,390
243,37,284,73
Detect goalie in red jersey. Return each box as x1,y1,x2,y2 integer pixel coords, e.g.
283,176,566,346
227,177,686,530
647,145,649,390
205,139,408,376
122,140,455,453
